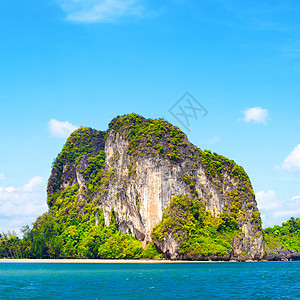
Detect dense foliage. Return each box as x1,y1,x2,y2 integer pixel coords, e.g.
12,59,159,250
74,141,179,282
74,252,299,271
109,113,189,161
48,127,106,199
201,150,253,190
0,232,24,259
151,195,240,257
0,185,162,259
263,217,300,252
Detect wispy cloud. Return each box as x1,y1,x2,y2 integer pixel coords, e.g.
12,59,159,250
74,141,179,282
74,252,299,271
0,173,5,180
48,119,78,138
256,190,300,228
0,177,47,235
242,107,269,124
57,0,145,23
282,144,300,172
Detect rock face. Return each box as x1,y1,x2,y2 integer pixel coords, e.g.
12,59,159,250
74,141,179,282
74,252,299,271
47,114,265,261
266,249,300,261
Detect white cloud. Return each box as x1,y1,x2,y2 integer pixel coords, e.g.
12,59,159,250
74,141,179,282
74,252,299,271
48,119,79,138
282,144,300,172
0,177,48,235
23,176,43,192
256,190,279,211
57,0,144,23
243,107,269,124
256,190,300,228
5,187,15,193
291,195,300,202
0,173,5,180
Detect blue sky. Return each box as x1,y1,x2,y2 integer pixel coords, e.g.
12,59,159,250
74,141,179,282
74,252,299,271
1,0,300,233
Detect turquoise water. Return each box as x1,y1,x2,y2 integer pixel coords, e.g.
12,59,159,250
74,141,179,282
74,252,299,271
0,262,299,299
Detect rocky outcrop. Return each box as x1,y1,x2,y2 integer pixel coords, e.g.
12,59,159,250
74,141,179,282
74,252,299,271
47,127,105,206
266,249,300,261
47,114,265,261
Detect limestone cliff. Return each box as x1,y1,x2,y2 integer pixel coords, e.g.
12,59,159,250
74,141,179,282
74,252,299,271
47,114,265,261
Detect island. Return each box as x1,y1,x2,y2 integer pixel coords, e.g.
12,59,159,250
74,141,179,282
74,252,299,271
0,114,299,261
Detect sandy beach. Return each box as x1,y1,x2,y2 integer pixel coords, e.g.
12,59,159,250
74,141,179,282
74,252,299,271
0,259,218,264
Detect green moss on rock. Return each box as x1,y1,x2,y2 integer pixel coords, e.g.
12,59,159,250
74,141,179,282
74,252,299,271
151,195,240,257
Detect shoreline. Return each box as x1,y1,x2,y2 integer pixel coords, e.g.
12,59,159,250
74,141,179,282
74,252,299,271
0,259,262,264
0,259,216,264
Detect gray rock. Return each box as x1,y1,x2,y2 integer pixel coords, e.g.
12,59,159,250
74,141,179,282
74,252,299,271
267,249,300,261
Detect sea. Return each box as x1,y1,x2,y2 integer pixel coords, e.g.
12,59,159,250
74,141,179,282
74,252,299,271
0,261,299,299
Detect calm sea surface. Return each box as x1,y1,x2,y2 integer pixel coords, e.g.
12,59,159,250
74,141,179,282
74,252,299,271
0,261,299,299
